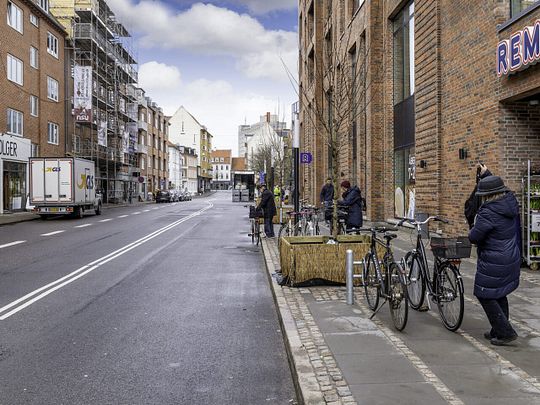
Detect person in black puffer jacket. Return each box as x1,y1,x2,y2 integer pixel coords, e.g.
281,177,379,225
338,180,363,229
469,175,520,346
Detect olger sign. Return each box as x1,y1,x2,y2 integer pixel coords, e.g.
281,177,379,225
497,21,540,77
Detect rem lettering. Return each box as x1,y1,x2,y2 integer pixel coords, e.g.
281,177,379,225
45,167,61,172
498,21,540,77
0,139,18,157
77,174,94,190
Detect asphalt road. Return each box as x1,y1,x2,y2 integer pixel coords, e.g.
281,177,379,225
0,191,297,404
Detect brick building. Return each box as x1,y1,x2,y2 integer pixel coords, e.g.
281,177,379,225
146,100,169,195
210,149,232,190
0,0,67,212
299,0,540,234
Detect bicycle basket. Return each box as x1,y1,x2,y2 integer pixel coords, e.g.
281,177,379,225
249,205,264,219
430,236,471,259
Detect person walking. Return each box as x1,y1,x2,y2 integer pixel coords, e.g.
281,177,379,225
257,184,276,238
468,175,520,346
338,180,363,229
320,177,334,222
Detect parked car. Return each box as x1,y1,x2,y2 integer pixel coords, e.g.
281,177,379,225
182,191,192,201
156,190,171,203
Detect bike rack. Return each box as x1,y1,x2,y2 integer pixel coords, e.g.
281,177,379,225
345,250,364,305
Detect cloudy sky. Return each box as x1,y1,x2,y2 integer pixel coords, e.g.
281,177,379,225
107,0,299,155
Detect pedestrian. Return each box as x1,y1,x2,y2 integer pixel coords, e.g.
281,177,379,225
257,184,276,238
468,175,520,346
464,163,492,229
274,184,281,206
320,177,334,222
337,180,363,229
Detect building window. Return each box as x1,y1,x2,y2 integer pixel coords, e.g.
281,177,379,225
30,95,38,117
30,13,38,26
7,109,23,136
31,143,39,157
7,1,23,33
220,157,224,162
47,32,58,58
47,76,59,101
7,54,23,85
30,46,38,69
511,0,539,17
47,122,59,145
393,1,415,104
39,0,48,12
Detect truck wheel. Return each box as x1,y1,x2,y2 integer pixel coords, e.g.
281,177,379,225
95,203,102,216
39,214,48,220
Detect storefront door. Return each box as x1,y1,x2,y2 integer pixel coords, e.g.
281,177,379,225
3,161,26,211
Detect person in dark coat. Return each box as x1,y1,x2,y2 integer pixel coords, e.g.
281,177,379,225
257,184,276,238
320,177,335,221
338,180,363,229
464,163,492,229
468,175,520,346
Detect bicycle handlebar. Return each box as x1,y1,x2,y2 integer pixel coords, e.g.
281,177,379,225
397,216,449,227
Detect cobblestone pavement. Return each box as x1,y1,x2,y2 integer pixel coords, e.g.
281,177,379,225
262,231,540,405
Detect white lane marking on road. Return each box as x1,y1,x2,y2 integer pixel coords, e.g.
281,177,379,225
152,207,159,210
132,212,141,215
143,209,150,212
0,202,213,320
0,241,26,249
118,215,129,218
74,224,92,228
98,219,112,223
40,231,65,236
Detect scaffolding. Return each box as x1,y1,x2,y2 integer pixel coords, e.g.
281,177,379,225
51,0,139,203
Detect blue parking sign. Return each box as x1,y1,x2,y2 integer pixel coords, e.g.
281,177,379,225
300,152,313,164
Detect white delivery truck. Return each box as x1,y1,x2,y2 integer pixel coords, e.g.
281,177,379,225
29,157,103,219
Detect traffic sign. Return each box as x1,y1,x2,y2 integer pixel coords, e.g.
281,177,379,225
300,152,312,164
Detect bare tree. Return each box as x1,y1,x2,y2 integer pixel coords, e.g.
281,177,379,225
284,11,375,237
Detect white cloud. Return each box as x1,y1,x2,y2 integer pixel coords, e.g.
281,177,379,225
108,0,297,82
237,0,296,14
138,61,181,90
137,62,293,155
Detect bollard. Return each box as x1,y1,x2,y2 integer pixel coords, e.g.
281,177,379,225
346,249,354,305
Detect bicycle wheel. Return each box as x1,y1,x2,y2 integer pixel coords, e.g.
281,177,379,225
363,253,380,311
278,223,289,239
388,262,409,331
255,220,261,246
406,253,426,310
436,262,464,332
250,220,255,244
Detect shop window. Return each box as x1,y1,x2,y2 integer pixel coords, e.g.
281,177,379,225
7,108,23,136
7,1,23,33
511,0,539,17
47,76,58,101
47,32,58,58
47,122,59,145
7,54,23,85
394,148,415,219
30,46,38,69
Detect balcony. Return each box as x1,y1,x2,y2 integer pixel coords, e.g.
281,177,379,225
138,120,148,131
135,143,148,154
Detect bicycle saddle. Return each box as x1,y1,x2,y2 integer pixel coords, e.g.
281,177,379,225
383,233,398,241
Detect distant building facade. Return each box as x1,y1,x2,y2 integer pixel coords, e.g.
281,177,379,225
211,149,232,190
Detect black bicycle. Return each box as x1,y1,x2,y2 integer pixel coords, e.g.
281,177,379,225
398,216,470,331
362,226,409,331
247,205,263,246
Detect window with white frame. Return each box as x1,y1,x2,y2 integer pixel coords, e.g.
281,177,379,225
47,122,59,145
7,108,23,136
31,142,39,157
7,1,23,33
30,46,38,69
47,32,58,58
47,76,58,101
39,0,48,13
7,54,23,85
30,13,38,26
30,95,38,116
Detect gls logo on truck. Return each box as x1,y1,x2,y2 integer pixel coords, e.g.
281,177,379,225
77,174,94,190
45,167,61,172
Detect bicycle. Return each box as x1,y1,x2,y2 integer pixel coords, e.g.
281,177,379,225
362,226,409,331
398,216,470,332
247,205,263,246
325,203,348,235
278,204,321,238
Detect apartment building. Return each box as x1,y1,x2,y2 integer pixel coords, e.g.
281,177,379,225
210,149,232,190
0,0,67,213
134,87,148,199
50,0,138,204
168,105,213,193
167,141,182,192
146,100,169,194
180,146,197,194
299,0,540,234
